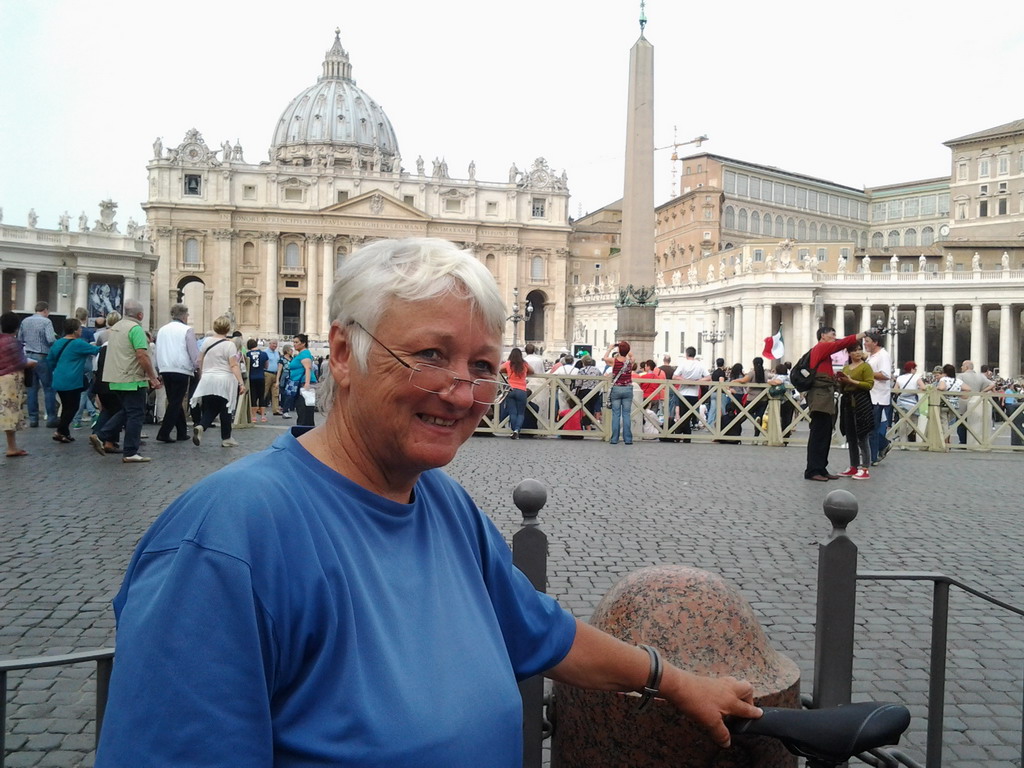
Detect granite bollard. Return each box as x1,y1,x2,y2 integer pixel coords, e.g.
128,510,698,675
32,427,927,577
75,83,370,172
553,565,800,768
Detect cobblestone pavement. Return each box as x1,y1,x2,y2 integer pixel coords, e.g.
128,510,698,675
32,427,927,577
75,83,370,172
2,421,1023,767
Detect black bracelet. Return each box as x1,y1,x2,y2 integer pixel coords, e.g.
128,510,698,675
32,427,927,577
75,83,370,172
636,644,663,712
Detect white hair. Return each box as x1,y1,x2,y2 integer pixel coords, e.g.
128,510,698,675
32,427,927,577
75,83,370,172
320,238,505,412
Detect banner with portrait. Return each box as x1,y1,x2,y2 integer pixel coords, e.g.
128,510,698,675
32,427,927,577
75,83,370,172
88,281,123,320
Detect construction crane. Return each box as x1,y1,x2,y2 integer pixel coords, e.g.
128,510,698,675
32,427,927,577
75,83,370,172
655,128,708,197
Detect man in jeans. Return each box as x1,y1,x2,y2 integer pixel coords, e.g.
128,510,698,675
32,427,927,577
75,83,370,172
672,347,709,443
90,299,163,463
154,303,199,443
863,332,892,464
16,301,57,427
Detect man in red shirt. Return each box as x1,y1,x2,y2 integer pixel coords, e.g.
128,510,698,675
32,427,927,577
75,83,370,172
805,326,868,481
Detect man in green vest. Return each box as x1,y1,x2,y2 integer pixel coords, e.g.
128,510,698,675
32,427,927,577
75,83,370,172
89,299,163,463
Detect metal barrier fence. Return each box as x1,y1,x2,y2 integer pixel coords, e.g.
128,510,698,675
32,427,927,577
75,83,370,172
815,489,1024,768
476,374,1024,452
0,648,113,768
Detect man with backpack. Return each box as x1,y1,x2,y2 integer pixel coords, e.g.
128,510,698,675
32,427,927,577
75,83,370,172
802,326,868,481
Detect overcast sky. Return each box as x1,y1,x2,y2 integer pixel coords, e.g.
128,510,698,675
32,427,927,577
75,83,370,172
1,0,1021,232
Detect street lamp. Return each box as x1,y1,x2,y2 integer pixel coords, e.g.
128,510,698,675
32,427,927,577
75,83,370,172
507,287,533,349
875,304,910,376
700,321,726,361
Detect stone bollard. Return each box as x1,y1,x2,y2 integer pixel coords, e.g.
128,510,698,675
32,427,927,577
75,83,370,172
553,566,799,768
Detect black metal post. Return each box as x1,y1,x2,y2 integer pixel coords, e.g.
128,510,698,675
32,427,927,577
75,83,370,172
926,581,950,768
95,655,113,749
812,489,859,710
512,479,548,768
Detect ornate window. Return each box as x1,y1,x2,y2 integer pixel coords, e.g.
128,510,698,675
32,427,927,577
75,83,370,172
485,253,496,275
750,211,760,233
871,232,884,248
888,230,900,247
808,222,818,241
904,229,918,247
786,218,796,238
775,215,784,235
335,246,347,274
921,226,935,246
184,175,202,196
531,198,546,218
762,214,772,236
797,220,807,240
723,206,735,229
285,242,300,267
737,209,747,231
531,255,545,280
242,241,256,266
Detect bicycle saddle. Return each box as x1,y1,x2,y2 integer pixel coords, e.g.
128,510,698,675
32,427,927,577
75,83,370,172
726,702,911,761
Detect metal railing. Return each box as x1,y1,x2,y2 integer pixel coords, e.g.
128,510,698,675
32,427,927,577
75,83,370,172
814,489,1024,768
0,648,113,768
476,374,1024,452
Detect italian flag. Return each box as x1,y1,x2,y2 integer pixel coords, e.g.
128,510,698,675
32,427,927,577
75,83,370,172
762,326,785,360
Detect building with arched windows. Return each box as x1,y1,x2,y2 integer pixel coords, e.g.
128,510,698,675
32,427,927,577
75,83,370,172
568,119,1024,373
145,31,571,349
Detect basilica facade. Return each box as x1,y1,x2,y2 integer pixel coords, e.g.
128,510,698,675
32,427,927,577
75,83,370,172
145,31,571,349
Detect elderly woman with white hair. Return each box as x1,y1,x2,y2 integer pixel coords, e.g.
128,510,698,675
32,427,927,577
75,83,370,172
96,238,759,767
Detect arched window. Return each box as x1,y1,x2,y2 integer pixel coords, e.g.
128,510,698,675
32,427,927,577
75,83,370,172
871,232,884,248
776,215,784,235
763,214,772,235
184,237,200,265
738,209,748,231
242,241,255,266
808,222,818,241
840,227,849,240
241,299,255,325
335,246,347,275
860,231,868,249
830,226,838,240
531,255,544,280
921,226,935,246
888,230,900,247
797,220,807,240
904,229,918,247
485,253,496,274
786,218,796,238
285,242,300,267
750,211,760,232
724,206,736,229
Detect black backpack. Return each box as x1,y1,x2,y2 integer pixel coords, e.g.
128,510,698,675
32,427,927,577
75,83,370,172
789,349,815,393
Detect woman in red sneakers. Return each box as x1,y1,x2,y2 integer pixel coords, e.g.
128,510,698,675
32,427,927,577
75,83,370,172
836,344,875,479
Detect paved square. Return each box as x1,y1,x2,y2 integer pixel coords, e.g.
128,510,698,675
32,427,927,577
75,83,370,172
3,423,1022,766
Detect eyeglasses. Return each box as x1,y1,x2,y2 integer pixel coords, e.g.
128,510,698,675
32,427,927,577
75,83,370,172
349,322,510,405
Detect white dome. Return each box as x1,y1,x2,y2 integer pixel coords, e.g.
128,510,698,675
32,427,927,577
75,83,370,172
270,30,400,167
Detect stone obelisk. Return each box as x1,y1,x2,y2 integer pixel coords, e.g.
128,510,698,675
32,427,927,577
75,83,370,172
616,8,658,362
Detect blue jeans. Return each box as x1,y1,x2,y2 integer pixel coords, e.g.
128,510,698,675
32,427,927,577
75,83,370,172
506,388,527,433
870,403,892,462
610,385,633,444
25,353,57,424
73,372,99,423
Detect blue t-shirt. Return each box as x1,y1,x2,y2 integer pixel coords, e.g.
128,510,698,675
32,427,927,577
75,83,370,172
288,348,317,383
46,337,100,391
246,349,268,380
96,429,575,768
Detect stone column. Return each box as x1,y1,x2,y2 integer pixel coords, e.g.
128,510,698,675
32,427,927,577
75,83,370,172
139,277,152,323
321,234,336,332
733,304,743,362
123,277,138,303
860,303,872,333
915,305,927,369
999,304,1013,375
762,303,774,345
942,305,955,366
263,232,279,336
74,273,88,312
305,235,320,336
23,270,38,312
970,303,984,365
214,229,235,326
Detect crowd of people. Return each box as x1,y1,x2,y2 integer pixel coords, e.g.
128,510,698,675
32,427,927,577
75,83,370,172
491,331,1024,463
0,300,318,463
